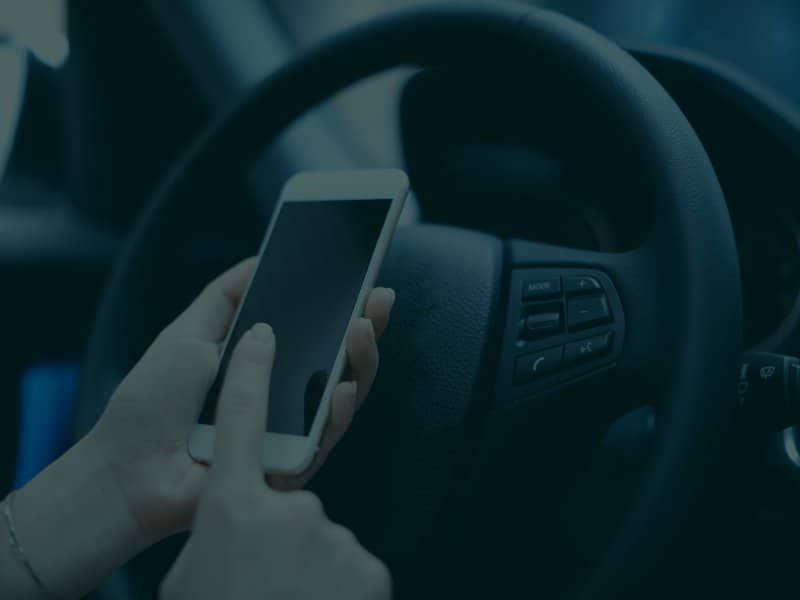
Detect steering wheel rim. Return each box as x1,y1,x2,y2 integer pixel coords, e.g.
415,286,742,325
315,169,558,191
77,3,741,598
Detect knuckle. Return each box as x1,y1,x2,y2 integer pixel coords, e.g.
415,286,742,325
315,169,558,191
359,553,393,598
159,572,180,599
291,490,324,519
235,334,275,365
201,486,257,527
202,278,223,299
358,318,377,346
179,338,220,384
321,525,391,597
348,319,373,352
371,347,380,372
158,336,219,388
324,522,358,548
219,383,261,417
200,488,231,515
198,344,222,376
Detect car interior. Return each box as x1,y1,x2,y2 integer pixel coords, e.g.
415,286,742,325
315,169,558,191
2,1,800,598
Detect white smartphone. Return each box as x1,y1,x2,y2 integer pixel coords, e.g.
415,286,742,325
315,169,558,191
189,169,409,474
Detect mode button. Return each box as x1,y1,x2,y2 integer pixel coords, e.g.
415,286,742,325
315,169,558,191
522,277,561,301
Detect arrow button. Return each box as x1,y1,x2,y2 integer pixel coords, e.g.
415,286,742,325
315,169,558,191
565,276,602,295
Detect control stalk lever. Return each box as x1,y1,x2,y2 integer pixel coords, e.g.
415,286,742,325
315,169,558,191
738,352,800,429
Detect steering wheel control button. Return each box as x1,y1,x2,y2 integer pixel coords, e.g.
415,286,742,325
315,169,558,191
522,277,561,301
514,346,563,384
523,312,562,339
567,295,611,330
564,276,602,295
564,332,613,365
503,268,624,400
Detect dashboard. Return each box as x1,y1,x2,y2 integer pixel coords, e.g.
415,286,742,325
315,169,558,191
735,200,800,348
633,47,800,352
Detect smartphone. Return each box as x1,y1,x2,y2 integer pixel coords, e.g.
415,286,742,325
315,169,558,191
189,169,409,474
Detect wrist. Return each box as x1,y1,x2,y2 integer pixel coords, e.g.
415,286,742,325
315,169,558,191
81,428,164,544
89,418,201,541
1,494,42,599
9,434,153,598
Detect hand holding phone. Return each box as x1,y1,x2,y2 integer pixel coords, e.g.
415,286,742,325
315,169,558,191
190,169,408,473
86,168,402,543
161,323,392,600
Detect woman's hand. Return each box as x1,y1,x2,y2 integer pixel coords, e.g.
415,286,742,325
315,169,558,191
91,258,395,540
161,323,391,600
0,260,393,599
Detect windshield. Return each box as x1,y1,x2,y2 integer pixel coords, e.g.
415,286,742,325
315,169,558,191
536,0,800,105
274,0,800,107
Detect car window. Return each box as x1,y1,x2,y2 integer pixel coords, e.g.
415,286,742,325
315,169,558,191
0,46,25,180
536,0,800,107
271,0,800,165
276,0,800,105
0,0,67,68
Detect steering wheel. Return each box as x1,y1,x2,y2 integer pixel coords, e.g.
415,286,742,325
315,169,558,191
76,3,741,599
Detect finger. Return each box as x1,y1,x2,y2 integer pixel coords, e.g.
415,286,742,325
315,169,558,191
318,380,358,459
345,318,379,408
211,323,275,481
169,257,257,343
364,287,395,340
268,381,357,491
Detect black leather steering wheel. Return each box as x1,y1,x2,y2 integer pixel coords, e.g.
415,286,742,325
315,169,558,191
76,3,742,598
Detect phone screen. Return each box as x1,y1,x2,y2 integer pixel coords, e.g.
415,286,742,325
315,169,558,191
199,198,392,435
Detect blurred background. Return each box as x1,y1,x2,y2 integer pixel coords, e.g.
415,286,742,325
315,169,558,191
3,0,800,217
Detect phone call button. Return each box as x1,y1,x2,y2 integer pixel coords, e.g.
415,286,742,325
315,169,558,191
514,346,563,385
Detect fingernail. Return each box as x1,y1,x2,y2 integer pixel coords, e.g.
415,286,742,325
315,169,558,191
250,323,274,342
350,381,358,396
386,288,396,307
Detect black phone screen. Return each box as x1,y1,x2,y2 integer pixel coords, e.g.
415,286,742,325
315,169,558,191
199,198,392,435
